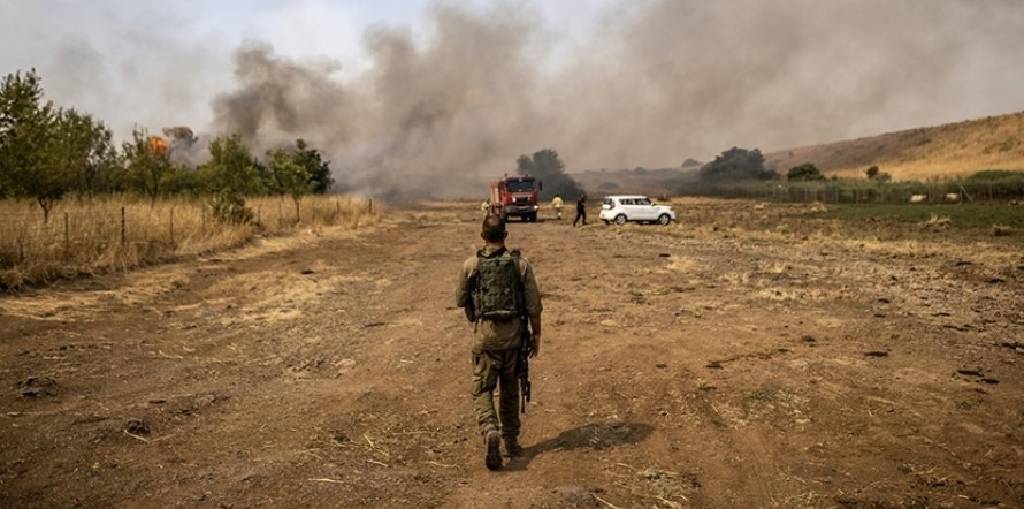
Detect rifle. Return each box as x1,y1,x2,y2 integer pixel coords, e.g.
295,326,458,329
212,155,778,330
518,318,532,413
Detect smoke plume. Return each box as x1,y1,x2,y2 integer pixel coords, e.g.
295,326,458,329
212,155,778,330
8,0,1022,197
209,0,1024,197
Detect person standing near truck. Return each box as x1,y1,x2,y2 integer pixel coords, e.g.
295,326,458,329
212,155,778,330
455,215,543,470
573,194,587,227
552,194,564,221
480,199,490,217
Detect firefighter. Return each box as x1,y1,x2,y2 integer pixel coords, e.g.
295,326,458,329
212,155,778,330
551,194,564,221
480,199,491,217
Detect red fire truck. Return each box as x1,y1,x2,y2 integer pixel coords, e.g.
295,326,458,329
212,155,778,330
489,174,541,222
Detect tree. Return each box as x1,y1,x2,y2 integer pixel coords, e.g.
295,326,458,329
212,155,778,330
516,149,584,200
53,108,119,195
699,147,775,182
267,147,312,222
681,158,701,169
200,135,263,195
865,165,892,182
787,163,825,181
0,68,68,221
122,127,173,204
200,135,262,222
293,139,332,193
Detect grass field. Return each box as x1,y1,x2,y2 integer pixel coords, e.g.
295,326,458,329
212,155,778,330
824,203,1024,229
0,195,378,290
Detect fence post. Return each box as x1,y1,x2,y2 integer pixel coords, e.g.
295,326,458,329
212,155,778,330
169,207,175,245
63,212,70,256
368,198,373,214
120,206,126,248
335,200,340,220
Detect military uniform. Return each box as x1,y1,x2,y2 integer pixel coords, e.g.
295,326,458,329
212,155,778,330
456,244,542,443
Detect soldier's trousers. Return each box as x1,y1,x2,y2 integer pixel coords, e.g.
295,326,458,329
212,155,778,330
472,348,520,438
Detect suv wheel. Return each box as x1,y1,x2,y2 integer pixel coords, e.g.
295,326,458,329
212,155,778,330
615,214,627,225
658,213,671,225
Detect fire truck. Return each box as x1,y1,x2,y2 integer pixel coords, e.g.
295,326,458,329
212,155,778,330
489,174,541,222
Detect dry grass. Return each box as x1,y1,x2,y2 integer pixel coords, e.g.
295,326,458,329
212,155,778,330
0,195,379,289
764,111,1024,180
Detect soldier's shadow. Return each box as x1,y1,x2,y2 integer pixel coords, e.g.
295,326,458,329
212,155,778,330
503,421,654,471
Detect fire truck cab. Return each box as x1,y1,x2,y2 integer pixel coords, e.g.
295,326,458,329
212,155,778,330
489,175,541,222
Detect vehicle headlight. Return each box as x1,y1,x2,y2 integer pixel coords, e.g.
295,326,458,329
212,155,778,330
533,205,539,210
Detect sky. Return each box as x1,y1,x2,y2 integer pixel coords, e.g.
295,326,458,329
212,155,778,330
2,0,1023,192
0,0,616,136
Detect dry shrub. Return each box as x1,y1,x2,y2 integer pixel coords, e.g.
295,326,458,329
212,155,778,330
0,194,378,290
920,213,952,228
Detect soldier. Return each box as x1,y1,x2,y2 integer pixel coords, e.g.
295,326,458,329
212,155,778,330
551,194,564,221
572,194,588,227
456,215,542,470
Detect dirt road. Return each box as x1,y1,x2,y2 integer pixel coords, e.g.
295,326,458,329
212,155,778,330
2,201,1023,508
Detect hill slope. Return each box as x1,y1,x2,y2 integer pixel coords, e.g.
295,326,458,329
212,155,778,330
764,111,1024,180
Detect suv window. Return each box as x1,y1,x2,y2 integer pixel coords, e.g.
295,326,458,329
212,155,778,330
636,198,652,205
620,198,634,206
603,198,613,207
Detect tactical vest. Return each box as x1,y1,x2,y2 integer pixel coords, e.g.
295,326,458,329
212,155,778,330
472,248,524,320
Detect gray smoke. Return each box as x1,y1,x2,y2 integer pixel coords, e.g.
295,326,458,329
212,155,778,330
213,4,547,198
211,0,1024,197
11,1,1018,197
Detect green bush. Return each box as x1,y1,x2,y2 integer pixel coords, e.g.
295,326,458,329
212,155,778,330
209,191,253,223
699,147,775,182
787,163,824,181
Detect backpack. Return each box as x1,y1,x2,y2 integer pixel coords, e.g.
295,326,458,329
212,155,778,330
471,248,524,321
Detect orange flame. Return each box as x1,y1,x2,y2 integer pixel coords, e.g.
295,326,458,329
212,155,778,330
147,136,169,155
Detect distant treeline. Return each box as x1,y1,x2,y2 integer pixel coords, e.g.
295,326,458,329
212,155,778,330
681,146,1024,203
0,69,333,222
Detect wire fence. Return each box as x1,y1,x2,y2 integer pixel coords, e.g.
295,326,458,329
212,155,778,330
682,178,1024,204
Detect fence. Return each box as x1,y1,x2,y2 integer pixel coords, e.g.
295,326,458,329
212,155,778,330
683,176,1024,204
0,195,376,288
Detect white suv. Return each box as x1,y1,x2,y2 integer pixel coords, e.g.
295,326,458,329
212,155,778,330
599,196,676,226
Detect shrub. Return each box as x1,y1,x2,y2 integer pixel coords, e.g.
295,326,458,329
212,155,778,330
787,163,825,181
699,147,775,182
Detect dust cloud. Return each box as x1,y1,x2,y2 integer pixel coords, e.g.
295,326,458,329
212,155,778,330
207,1,1024,196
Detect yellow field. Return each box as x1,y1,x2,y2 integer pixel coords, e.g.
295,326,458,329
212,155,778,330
765,111,1024,180
0,195,378,289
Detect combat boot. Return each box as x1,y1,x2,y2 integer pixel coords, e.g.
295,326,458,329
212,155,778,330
503,436,522,457
484,430,502,470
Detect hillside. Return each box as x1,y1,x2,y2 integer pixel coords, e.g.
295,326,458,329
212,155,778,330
764,111,1024,180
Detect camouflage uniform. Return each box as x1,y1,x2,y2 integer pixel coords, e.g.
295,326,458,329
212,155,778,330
456,244,542,441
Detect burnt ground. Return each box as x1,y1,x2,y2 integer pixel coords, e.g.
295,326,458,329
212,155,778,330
2,199,1023,508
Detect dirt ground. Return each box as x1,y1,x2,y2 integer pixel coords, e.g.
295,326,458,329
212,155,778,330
2,199,1023,508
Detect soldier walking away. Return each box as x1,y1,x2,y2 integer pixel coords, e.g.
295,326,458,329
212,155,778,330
456,215,543,470
573,194,588,227
552,194,564,221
